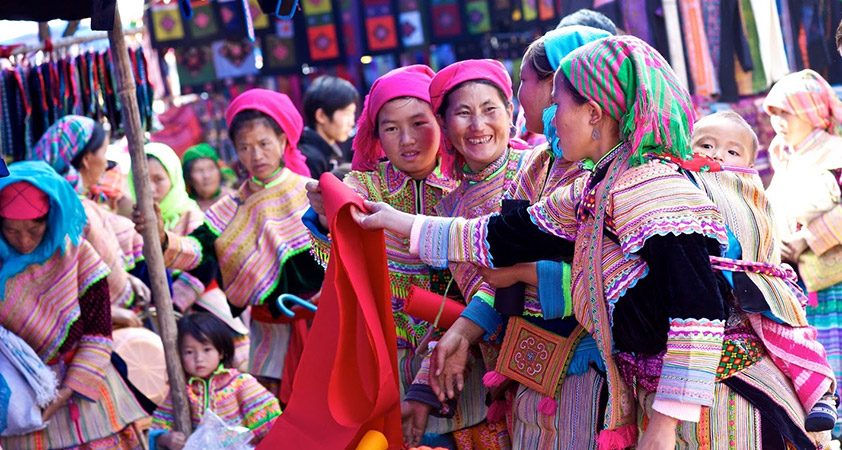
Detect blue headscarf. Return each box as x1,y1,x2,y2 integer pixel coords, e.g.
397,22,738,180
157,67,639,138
0,161,87,300
540,25,612,158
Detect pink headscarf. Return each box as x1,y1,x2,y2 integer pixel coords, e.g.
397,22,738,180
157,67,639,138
763,69,842,136
225,89,311,177
351,65,441,172
429,59,513,115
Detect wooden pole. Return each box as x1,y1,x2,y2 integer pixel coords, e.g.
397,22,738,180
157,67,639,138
108,6,192,436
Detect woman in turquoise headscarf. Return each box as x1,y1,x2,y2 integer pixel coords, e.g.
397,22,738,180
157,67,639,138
182,143,236,212
0,161,148,450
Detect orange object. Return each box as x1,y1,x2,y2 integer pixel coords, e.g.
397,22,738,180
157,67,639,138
258,173,402,449
403,285,465,329
112,327,168,405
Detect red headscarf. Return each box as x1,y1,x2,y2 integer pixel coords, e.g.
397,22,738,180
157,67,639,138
351,65,442,172
0,181,50,220
225,89,312,177
429,59,513,115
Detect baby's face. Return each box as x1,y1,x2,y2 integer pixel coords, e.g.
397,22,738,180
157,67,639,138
691,117,755,168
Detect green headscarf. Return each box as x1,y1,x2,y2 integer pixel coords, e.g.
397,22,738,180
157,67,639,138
182,143,237,195
558,35,695,166
130,143,201,230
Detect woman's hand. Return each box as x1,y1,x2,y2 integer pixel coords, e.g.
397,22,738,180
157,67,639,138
637,411,678,450
41,387,73,423
351,201,415,236
781,233,809,263
132,203,166,246
428,318,484,402
127,274,151,308
305,180,329,229
112,306,143,328
479,262,538,289
157,431,187,450
400,400,431,447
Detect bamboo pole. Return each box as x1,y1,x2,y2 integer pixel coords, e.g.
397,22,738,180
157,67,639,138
108,6,192,436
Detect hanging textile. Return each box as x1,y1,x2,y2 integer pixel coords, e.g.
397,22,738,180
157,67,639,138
678,0,718,98
748,0,790,84
734,0,768,95
430,0,463,42
398,0,426,48
301,0,341,62
188,2,221,39
262,20,299,73
211,40,259,79
363,0,399,53
150,2,187,43
465,0,492,35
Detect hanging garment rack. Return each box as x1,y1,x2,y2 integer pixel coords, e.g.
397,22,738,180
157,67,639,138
7,26,144,56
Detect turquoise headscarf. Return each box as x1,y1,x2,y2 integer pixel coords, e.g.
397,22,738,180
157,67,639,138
0,161,87,300
539,25,611,158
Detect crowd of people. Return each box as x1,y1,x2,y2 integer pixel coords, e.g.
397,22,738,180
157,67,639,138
0,8,841,450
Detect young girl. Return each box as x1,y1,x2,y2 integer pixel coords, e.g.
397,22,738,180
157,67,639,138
150,313,281,450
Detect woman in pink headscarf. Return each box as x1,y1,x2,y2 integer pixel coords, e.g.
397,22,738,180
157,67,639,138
305,65,501,447
764,70,842,418
136,89,324,400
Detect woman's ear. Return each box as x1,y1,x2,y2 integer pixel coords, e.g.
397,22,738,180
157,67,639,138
506,102,515,122
277,133,289,151
587,100,604,126
436,114,447,133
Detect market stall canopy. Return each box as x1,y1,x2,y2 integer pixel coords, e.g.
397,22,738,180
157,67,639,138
0,0,116,30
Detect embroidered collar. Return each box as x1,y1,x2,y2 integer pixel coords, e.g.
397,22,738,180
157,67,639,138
188,364,230,385
250,167,286,189
460,148,510,183
580,142,624,173
791,129,826,155
381,157,455,195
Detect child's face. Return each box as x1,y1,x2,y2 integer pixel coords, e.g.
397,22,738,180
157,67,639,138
181,334,222,379
767,106,814,147
691,117,755,168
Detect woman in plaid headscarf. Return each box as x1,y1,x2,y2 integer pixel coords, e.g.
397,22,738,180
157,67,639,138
764,70,842,419
355,36,825,449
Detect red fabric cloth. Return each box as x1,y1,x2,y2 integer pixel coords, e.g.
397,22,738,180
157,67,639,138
225,89,311,178
0,181,50,219
278,318,309,406
428,59,513,115
258,173,401,449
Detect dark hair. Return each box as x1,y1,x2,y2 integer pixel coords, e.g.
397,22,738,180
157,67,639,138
557,9,617,34
70,122,107,170
303,76,360,128
523,37,555,80
228,109,285,146
437,79,510,116
557,72,589,106
177,312,235,368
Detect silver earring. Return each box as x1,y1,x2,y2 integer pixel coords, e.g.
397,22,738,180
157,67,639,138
510,124,517,138
592,128,600,140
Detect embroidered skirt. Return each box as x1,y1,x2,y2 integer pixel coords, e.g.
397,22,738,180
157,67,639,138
1,363,147,450
510,367,605,450
248,320,290,379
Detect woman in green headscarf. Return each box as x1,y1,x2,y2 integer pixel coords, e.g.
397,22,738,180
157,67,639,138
355,36,825,449
182,143,236,212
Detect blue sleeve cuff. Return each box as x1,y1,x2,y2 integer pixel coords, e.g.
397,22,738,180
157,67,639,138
461,297,503,342
537,260,572,320
302,206,330,240
148,429,166,450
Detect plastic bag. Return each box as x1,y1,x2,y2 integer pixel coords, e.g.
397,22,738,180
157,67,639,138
183,409,254,450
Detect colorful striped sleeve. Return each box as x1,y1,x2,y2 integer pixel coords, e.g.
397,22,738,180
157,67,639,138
151,392,176,432
236,373,281,442
805,204,842,256
163,231,204,271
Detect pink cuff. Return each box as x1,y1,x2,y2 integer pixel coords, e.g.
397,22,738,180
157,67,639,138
409,217,425,256
652,398,702,422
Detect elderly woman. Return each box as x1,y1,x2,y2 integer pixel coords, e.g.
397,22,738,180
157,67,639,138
138,89,324,400
763,70,842,411
181,143,236,212
32,115,149,328
0,161,148,449
355,36,826,449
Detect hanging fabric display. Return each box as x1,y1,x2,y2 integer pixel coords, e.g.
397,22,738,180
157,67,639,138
151,2,187,43
521,0,537,22
176,45,218,90
465,0,491,35
338,0,363,58
678,0,718,98
211,39,259,78
398,0,425,48
431,0,463,41
302,0,341,62
363,0,399,53
0,43,153,160
188,2,221,39
537,0,554,22
249,0,272,30
262,20,299,73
